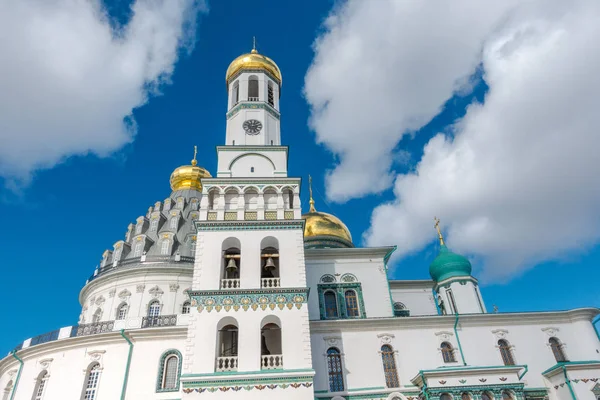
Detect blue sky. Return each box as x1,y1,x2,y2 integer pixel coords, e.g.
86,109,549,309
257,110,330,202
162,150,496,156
1,0,599,355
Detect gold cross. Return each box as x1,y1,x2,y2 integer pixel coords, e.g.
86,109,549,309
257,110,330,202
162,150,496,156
434,217,445,246
191,145,198,166
308,175,316,212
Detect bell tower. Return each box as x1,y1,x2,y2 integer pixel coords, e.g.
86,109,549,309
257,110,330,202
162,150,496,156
181,45,315,399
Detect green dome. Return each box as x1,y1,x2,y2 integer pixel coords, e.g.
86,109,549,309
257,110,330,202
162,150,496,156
429,244,472,282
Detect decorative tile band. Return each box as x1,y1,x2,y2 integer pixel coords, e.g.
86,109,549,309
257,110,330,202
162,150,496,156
189,288,309,313
226,101,280,120
182,374,313,392
194,220,304,232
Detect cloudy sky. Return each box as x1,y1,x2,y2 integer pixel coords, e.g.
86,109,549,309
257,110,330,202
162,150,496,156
1,0,599,354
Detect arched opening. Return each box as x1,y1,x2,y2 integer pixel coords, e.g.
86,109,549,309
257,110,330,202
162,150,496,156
264,188,277,210
216,319,239,372
260,236,280,288
283,187,294,209
381,344,399,388
440,342,456,363
345,290,360,317
324,290,339,318
326,347,344,392
498,339,515,365
160,353,180,390
502,391,514,400
461,393,472,400
207,189,218,211
116,303,129,320
32,370,49,400
481,392,494,400
221,237,241,288
549,337,568,362
81,363,101,400
224,189,239,211
92,308,102,323
232,80,239,106
261,319,283,369
267,81,274,106
244,188,258,210
181,301,191,314
248,75,259,101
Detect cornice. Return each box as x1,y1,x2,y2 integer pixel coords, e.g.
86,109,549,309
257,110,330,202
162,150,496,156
389,280,435,290
194,219,304,232
215,145,289,154
79,264,193,304
304,246,396,260
309,308,600,332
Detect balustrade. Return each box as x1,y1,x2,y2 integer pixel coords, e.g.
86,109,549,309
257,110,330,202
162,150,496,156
261,354,283,370
216,356,238,372
141,314,177,328
74,320,115,337
221,278,240,289
261,277,280,288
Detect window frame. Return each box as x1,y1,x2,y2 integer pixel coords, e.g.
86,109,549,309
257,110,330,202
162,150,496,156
80,363,101,400
326,347,344,393
440,341,457,363
182,301,191,314
32,370,49,400
549,337,568,362
318,282,366,320
116,303,129,320
148,300,161,318
498,339,516,365
381,344,400,388
155,350,182,393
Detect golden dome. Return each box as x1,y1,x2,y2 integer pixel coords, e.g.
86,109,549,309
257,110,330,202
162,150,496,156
301,176,353,248
225,48,282,84
169,146,212,191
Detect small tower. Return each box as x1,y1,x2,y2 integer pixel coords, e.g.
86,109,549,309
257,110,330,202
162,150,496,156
430,218,486,314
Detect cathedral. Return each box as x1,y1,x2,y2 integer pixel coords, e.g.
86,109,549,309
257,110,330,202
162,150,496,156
1,47,599,400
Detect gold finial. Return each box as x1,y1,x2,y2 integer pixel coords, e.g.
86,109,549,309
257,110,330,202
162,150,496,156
251,36,257,54
191,145,198,166
308,175,316,212
434,217,445,246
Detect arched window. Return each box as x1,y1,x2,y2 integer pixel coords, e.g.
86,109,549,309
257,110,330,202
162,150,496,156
481,392,493,400
33,370,49,400
498,339,515,365
440,342,456,363
326,347,344,392
134,242,143,257
157,351,181,391
182,301,191,314
216,320,239,372
135,223,142,234
267,81,274,106
81,363,101,400
248,75,259,100
161,240,170,255
260,237,280,282
150,219,158,231
169,217,178,230
549,337,568,362
148,300,161,317
92,308,102,323
232,80,239,105
324,291,339,318
261,322,282,369
461,393,472,400
381,345,399,388
345,290,360,317
208,189,217,210
2,380,13,400
440,394,453,400
116,303,129,320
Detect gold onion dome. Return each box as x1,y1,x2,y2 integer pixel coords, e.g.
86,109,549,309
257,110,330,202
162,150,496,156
302,176,353,249
225,45,282,85
169,146,212,191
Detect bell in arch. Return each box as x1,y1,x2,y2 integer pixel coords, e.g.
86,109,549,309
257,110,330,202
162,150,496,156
264,257,276,271
226,258,238,273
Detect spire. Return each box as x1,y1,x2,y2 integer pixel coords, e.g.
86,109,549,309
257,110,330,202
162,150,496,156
434,217,445,246
251,36,257,54
191,145,198,166
308,175,316,212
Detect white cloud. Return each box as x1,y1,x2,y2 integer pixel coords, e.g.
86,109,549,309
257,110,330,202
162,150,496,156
0,0,207,181
306,0,600,279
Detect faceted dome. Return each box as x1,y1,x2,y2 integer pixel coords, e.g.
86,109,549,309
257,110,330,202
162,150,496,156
429,244,472,282
225,49,282,84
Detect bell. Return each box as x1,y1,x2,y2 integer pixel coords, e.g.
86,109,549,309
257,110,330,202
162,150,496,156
226,258,238,273
264,257,276,271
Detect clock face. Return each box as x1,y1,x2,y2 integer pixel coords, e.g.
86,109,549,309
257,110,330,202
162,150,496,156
243,119,262,135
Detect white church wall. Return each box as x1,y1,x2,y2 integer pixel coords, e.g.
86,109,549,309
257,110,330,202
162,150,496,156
390,280,438,316
216,147,288,177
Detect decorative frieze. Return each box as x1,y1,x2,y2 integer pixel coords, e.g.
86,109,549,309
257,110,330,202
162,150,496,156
189,288,308,313
182,374,313,392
